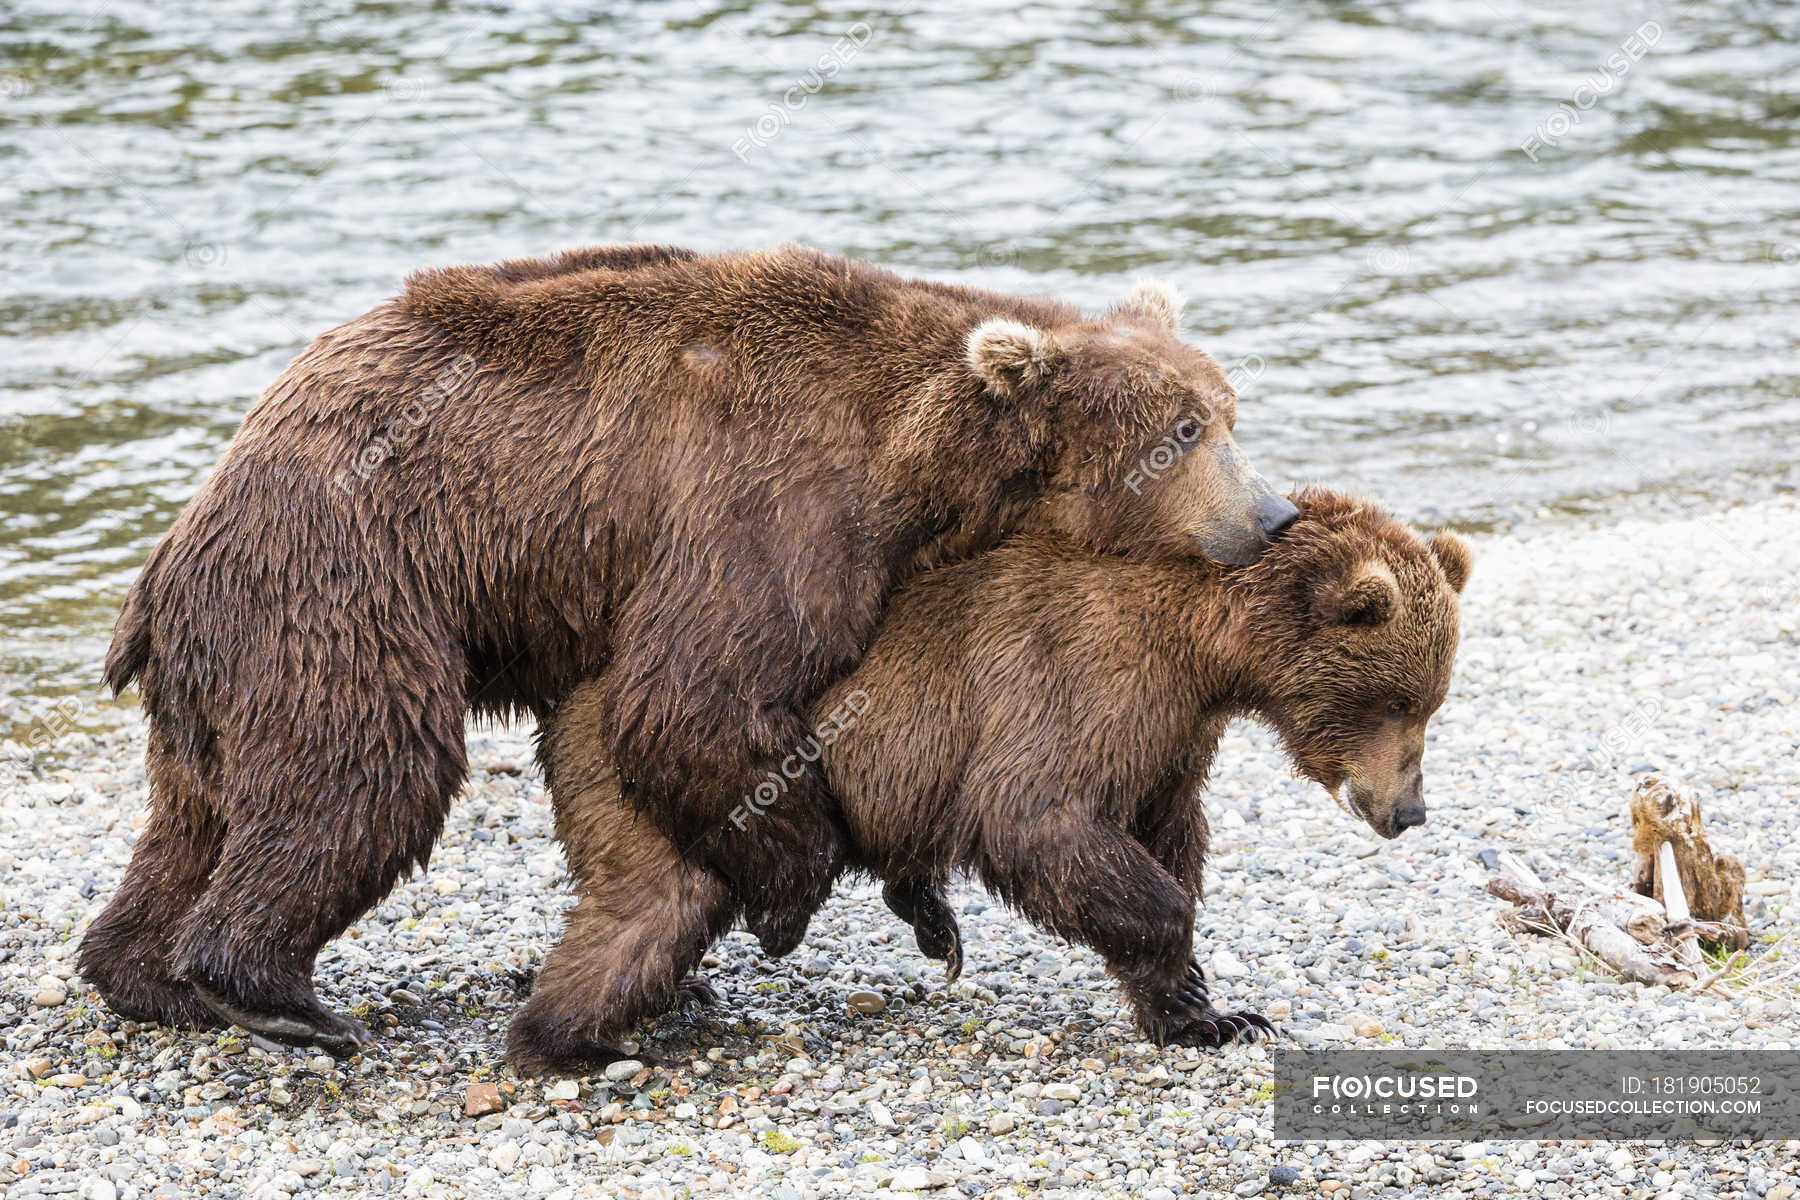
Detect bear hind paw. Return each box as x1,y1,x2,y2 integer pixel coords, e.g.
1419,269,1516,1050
190,982,372,1058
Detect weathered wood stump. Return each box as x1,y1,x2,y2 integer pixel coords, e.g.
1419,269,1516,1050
1482,775,1753,987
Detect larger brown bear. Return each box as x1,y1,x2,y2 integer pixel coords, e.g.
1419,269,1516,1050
531,489,1469,1066
82,244,1298,1056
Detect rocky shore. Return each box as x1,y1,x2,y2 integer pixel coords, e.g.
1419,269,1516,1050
4,495,1797,1199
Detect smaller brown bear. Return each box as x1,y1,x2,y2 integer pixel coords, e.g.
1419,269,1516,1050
527,489,1469,1064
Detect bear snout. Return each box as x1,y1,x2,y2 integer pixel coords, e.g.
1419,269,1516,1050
1256,493,1300,539
1392,801,1427,833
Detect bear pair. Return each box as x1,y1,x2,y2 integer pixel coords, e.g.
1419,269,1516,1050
78,245,1467,1073
521,488,1469,1068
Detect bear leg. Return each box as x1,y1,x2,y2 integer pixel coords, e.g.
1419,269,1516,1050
597,596,854,960
981,812,1267,1049
170,698,465,1057
79,730,227,1030
881,877,963,982
508,816,734,1076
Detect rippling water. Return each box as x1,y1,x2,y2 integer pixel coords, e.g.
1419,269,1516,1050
2,0,1797,718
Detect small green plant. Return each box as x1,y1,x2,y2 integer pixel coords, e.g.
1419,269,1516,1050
943,1118,970,1137
666,1142,696,1157
960,1019,981,1036
760,1130,800,1154
1252,1082,1275,1103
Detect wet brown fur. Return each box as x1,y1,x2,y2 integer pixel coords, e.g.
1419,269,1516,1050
531,490,1470,1067
81,244,1277,1053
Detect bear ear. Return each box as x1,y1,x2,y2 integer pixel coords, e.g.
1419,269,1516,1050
1114,280,1184,333
1427,531,1472,594
966,317,1063,396
1330,561,1398,628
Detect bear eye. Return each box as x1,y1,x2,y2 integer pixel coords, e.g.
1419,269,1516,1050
1386,700,1414,718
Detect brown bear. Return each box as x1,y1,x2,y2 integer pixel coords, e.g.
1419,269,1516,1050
81,244,1298,1057
526,488,1468,1066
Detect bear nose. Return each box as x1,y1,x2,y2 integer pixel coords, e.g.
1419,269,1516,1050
1392,802,1427,833
1256,494,1300,539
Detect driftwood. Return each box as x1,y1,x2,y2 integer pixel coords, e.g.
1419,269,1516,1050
1595,890,1668,945
1630,776,1750,951
1483,856,1697,988
1482,777,1753,988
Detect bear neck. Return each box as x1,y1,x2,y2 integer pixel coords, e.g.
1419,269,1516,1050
1133,562,1264,733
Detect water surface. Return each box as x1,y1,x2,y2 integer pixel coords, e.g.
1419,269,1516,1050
3,0,1797,727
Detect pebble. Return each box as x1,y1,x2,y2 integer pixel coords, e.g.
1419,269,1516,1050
602,1059,644,1083
1210,948,1250,979
846,989,887,1015
464,1082,504,1116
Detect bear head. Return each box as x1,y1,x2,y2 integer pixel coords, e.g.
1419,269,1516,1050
1231,488,1472,839
965,282,1296,566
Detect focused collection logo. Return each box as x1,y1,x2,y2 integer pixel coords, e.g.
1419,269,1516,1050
1310,1072,1481,1119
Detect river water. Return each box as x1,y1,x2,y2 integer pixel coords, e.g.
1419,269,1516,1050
2,0,1796,726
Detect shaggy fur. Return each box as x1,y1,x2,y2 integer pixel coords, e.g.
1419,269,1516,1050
527,490,1469,1068
81,244,1290,1055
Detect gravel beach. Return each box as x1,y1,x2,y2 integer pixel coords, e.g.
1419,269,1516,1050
4,494,1797,1199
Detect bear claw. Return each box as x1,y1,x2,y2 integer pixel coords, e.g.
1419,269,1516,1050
1171,1008,1274,1048
676,974,721,1014
191,984,372,1058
